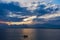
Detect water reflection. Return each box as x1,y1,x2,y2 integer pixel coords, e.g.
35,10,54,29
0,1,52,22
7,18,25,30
1,28,36,40
0,29,60,40
21,29,36,40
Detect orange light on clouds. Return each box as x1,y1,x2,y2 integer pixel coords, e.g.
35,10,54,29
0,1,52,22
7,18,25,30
0,20,34,25
0,16,37,25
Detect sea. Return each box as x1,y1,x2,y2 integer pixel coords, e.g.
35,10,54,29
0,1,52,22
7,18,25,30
0,28,60,40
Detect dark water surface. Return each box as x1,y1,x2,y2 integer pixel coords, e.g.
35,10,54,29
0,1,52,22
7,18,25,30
0,28,60,40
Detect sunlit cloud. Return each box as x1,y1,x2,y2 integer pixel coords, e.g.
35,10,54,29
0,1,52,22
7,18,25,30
0,0,53,10
0,21,34,25
7,12,30,18
38,11,60,20
0,16,37,25
0,0,60,26
23,16,37,21
1,11,60,25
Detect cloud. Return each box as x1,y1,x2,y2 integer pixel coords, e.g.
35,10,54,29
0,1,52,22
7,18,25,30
0,0,59,11
36,11,60,25
0,0,53,10
0,0,60,26
0,16,37,25
7,12,30,18
23,16,37,21
38,11,60,20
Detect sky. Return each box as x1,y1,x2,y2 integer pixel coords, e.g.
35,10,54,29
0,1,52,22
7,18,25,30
53,0,60,4
1,0,60,3
0,0,60,27
0,0,60,7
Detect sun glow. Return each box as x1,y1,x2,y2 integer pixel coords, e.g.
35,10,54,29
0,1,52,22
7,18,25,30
0,20,34,25
0,16,37,25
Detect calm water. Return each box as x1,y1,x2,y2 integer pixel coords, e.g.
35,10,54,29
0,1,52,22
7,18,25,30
0,28,60,40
